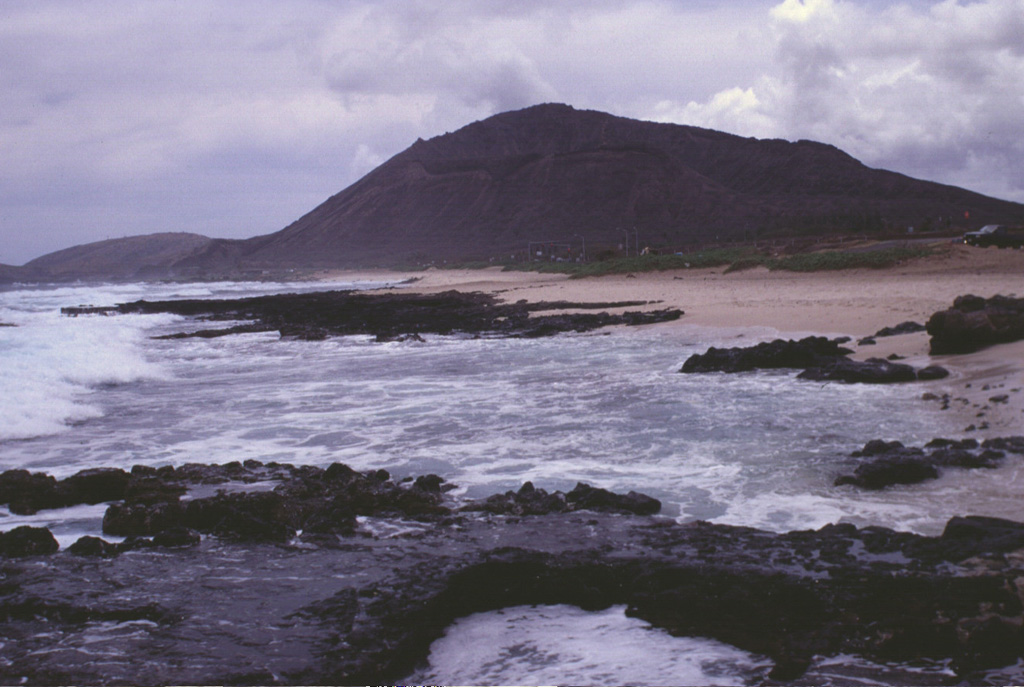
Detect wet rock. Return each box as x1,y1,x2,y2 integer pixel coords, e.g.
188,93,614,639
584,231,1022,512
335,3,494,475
152,527,202,548
683,338,945,384
0,526,59,557
926,437,979,450
68,536,120,558
1,467,138,515
955,616,1024,673
798,357,918,384
183,492,295,542
982,436,1024,454
941,515,1024,547
461,481,661,517
834,456,939,489
930,448,1004,469
927,294,1024,354
462,482,570,516
101,462,456,540
852,439,921,457
412,474,446,493
93,290,683,341
916,365,950,380
680,336,852,373
59,468,131,504
565,482,661,515
0,469,60,514
873,321,926,337
837,438,1015,490
5,501,1024,683
103,501,186,537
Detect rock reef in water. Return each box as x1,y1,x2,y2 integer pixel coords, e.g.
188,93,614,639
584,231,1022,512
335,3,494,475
679,336,852,373
680,335,947,383
834,436,1024,489
3,461,1024,684
61,289,682,340
927,294,1024,354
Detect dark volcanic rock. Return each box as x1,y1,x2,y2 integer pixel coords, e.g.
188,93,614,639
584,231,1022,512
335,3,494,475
0,469,60,514
680,336,852,373
683,337,946,384
0,526,59,557
102,462,455,541
0,468,132,515
834,455,940,489
68,535,120,558
983,436,1024,454
916,365,950,380
463,481,570,515
836,438,1013,489
797,357,919,384
67,289,682,341
873,321,926,337
60,468,131,504
461,481,661,516
3,480,1024,684
565,482,662,515
927,294,1024,354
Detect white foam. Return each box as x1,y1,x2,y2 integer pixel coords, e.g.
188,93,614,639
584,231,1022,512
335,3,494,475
410,604,771,686
0,309,170,441
0,279,392,443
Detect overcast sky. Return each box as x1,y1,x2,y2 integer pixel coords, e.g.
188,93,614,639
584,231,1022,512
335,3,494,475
2,0,1022,264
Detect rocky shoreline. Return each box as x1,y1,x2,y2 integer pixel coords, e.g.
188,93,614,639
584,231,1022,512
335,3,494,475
3,458,1024,684
7,291,1018,684
61,289,683,340
680,335,951,384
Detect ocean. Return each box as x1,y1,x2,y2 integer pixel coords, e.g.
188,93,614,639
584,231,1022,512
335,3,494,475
2,279,1022,685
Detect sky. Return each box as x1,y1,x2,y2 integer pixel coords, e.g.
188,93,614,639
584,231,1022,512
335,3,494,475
2,0,1023,265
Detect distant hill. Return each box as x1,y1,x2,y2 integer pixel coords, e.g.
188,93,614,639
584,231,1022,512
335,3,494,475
0,263,28,284
18,233,212,283
178,103,1024,270
14,104,1024,281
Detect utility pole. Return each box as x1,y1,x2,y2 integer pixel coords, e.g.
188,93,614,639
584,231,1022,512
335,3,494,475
620,227,629,257
573,233,586,262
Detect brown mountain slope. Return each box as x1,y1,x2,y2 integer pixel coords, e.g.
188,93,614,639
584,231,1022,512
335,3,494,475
185,103,1023,269
24,232,212,282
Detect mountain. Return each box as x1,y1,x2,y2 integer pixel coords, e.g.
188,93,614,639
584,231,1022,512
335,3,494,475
13,104,1024,281
18,233,212,283
0,263,28,284
178,103,1024,269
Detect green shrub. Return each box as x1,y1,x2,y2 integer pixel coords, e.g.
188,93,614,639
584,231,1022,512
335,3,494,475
766,246,932,272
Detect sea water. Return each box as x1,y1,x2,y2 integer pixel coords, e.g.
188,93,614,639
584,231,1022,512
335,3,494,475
1,280,1021,685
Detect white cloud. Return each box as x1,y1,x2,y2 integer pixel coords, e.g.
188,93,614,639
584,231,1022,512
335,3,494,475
658,0,1024,202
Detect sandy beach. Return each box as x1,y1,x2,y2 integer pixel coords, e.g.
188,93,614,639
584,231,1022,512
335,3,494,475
323,242,1024,438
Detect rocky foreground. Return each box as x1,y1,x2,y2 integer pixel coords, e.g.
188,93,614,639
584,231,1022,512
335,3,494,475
3,460,1024,685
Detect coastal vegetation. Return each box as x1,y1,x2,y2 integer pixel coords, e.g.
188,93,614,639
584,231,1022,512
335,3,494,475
447,244,936,278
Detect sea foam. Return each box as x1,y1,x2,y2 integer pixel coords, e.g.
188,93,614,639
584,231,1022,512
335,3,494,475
0,307,170,441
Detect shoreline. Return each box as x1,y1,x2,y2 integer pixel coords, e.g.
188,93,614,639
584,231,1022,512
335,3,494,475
321,243,1024,439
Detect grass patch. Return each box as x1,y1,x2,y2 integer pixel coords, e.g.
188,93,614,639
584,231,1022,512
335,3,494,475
503,247,759,278
434,244,934,278
766,245,932,272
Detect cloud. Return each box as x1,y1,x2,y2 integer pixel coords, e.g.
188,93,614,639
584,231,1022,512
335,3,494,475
660,0,1024,201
